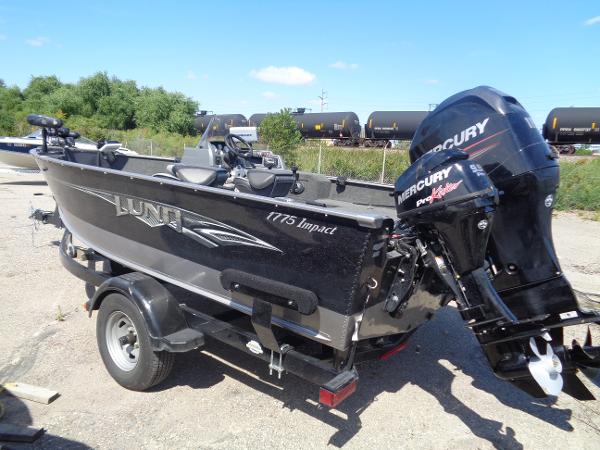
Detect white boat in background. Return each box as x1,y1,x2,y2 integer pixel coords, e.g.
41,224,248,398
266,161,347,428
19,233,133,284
0,129,136,169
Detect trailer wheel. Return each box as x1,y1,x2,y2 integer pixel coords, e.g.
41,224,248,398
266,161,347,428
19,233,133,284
96,293,174,391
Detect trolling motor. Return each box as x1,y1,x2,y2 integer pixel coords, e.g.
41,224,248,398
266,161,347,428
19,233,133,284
395,86,600,400
26,114,82,150
27,114,63,152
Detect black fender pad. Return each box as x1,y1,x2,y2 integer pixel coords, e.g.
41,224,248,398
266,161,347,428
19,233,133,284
220,269,318,315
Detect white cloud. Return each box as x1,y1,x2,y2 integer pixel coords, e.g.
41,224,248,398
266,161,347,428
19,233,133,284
262,91,278,99
249,66,315,86
329,61,359,70
26,36,49,47
423,79,440,85
584,16,600,26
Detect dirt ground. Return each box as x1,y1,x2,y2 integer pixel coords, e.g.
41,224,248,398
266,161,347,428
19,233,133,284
0,165,599,450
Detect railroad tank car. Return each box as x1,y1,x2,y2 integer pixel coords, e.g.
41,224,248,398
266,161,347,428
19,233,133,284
248,113,268,127
194,113,247,136
364,111,429,141
292,111,361,139
543,107,600,144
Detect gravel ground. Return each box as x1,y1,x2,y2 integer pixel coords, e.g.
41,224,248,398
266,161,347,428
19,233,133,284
0,165,599,450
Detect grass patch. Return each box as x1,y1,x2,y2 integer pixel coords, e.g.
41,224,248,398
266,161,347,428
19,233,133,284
294,142,411,184
105,129,197,158
555,157,600,211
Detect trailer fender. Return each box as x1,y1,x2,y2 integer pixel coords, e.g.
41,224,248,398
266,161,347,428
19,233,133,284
88,272,204,352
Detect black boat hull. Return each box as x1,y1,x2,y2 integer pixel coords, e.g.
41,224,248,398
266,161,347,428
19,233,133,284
34,151,424,350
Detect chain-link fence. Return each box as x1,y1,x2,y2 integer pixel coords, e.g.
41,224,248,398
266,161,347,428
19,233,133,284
294,142,412,184
120,136,199,158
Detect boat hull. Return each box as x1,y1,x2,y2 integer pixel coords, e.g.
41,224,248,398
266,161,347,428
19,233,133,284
0,146,39,169
34,151,397,350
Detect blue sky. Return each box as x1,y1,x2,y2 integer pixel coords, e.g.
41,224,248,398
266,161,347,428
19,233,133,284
1,0,599,127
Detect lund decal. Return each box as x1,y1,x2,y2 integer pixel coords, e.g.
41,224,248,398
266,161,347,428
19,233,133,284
72,186,282,252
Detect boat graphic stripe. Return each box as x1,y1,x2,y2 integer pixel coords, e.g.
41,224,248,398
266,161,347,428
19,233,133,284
70,185,282,253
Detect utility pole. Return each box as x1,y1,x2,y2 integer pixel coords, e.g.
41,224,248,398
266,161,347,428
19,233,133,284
318,89,328,112
317,89,327,174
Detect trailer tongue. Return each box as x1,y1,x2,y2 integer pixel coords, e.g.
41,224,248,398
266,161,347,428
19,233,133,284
29,86,599,409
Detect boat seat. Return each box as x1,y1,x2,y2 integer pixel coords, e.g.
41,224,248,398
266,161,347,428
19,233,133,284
234,169,295,197
167,164,228,187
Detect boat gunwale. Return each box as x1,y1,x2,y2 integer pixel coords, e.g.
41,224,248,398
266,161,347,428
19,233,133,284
33,149,395,229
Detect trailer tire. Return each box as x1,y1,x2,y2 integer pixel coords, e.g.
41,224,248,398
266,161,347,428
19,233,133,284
96,293,175,391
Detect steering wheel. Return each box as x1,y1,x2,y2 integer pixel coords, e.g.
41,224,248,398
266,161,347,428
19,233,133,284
225,133,253,158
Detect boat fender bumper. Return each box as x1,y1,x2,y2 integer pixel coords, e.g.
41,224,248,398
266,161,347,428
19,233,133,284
220,269,318,315
88,272,204,352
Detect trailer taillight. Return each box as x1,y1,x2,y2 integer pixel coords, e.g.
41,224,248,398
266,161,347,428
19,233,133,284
319,378,357,408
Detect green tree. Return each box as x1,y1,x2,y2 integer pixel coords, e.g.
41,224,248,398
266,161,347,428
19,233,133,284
77,72,111,116
22,75,62,113
258,109,302,163
0,84,24,134
45,84,84,118
0,72,200,138
134,87,197,134
23,75,62,98
97,79,139,130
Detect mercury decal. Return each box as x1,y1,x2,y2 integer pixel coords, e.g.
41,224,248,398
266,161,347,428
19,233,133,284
71,185,282,252
415,180,463,207
428,117,489,153
399,166,453,203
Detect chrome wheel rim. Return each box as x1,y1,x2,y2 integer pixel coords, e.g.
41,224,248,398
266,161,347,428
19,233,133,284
105,311,139,371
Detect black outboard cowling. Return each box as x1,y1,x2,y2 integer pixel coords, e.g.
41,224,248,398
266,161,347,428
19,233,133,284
394,149,497,275
410,86,569,318
404,86,600,400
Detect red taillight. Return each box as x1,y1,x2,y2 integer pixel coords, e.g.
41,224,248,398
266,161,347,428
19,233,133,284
378,342,408,361
319,379,357,408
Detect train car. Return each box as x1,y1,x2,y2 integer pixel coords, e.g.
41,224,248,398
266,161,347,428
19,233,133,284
194,113,247,136
248,113,268,127
543,107,600,145
364,111,429,147
292,111,361,141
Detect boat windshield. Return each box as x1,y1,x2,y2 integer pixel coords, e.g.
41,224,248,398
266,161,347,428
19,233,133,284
24,130,43,139
75,135,97,145
196,115,221,149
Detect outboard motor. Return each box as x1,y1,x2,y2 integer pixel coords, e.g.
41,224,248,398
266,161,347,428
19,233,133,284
398,86,600,400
